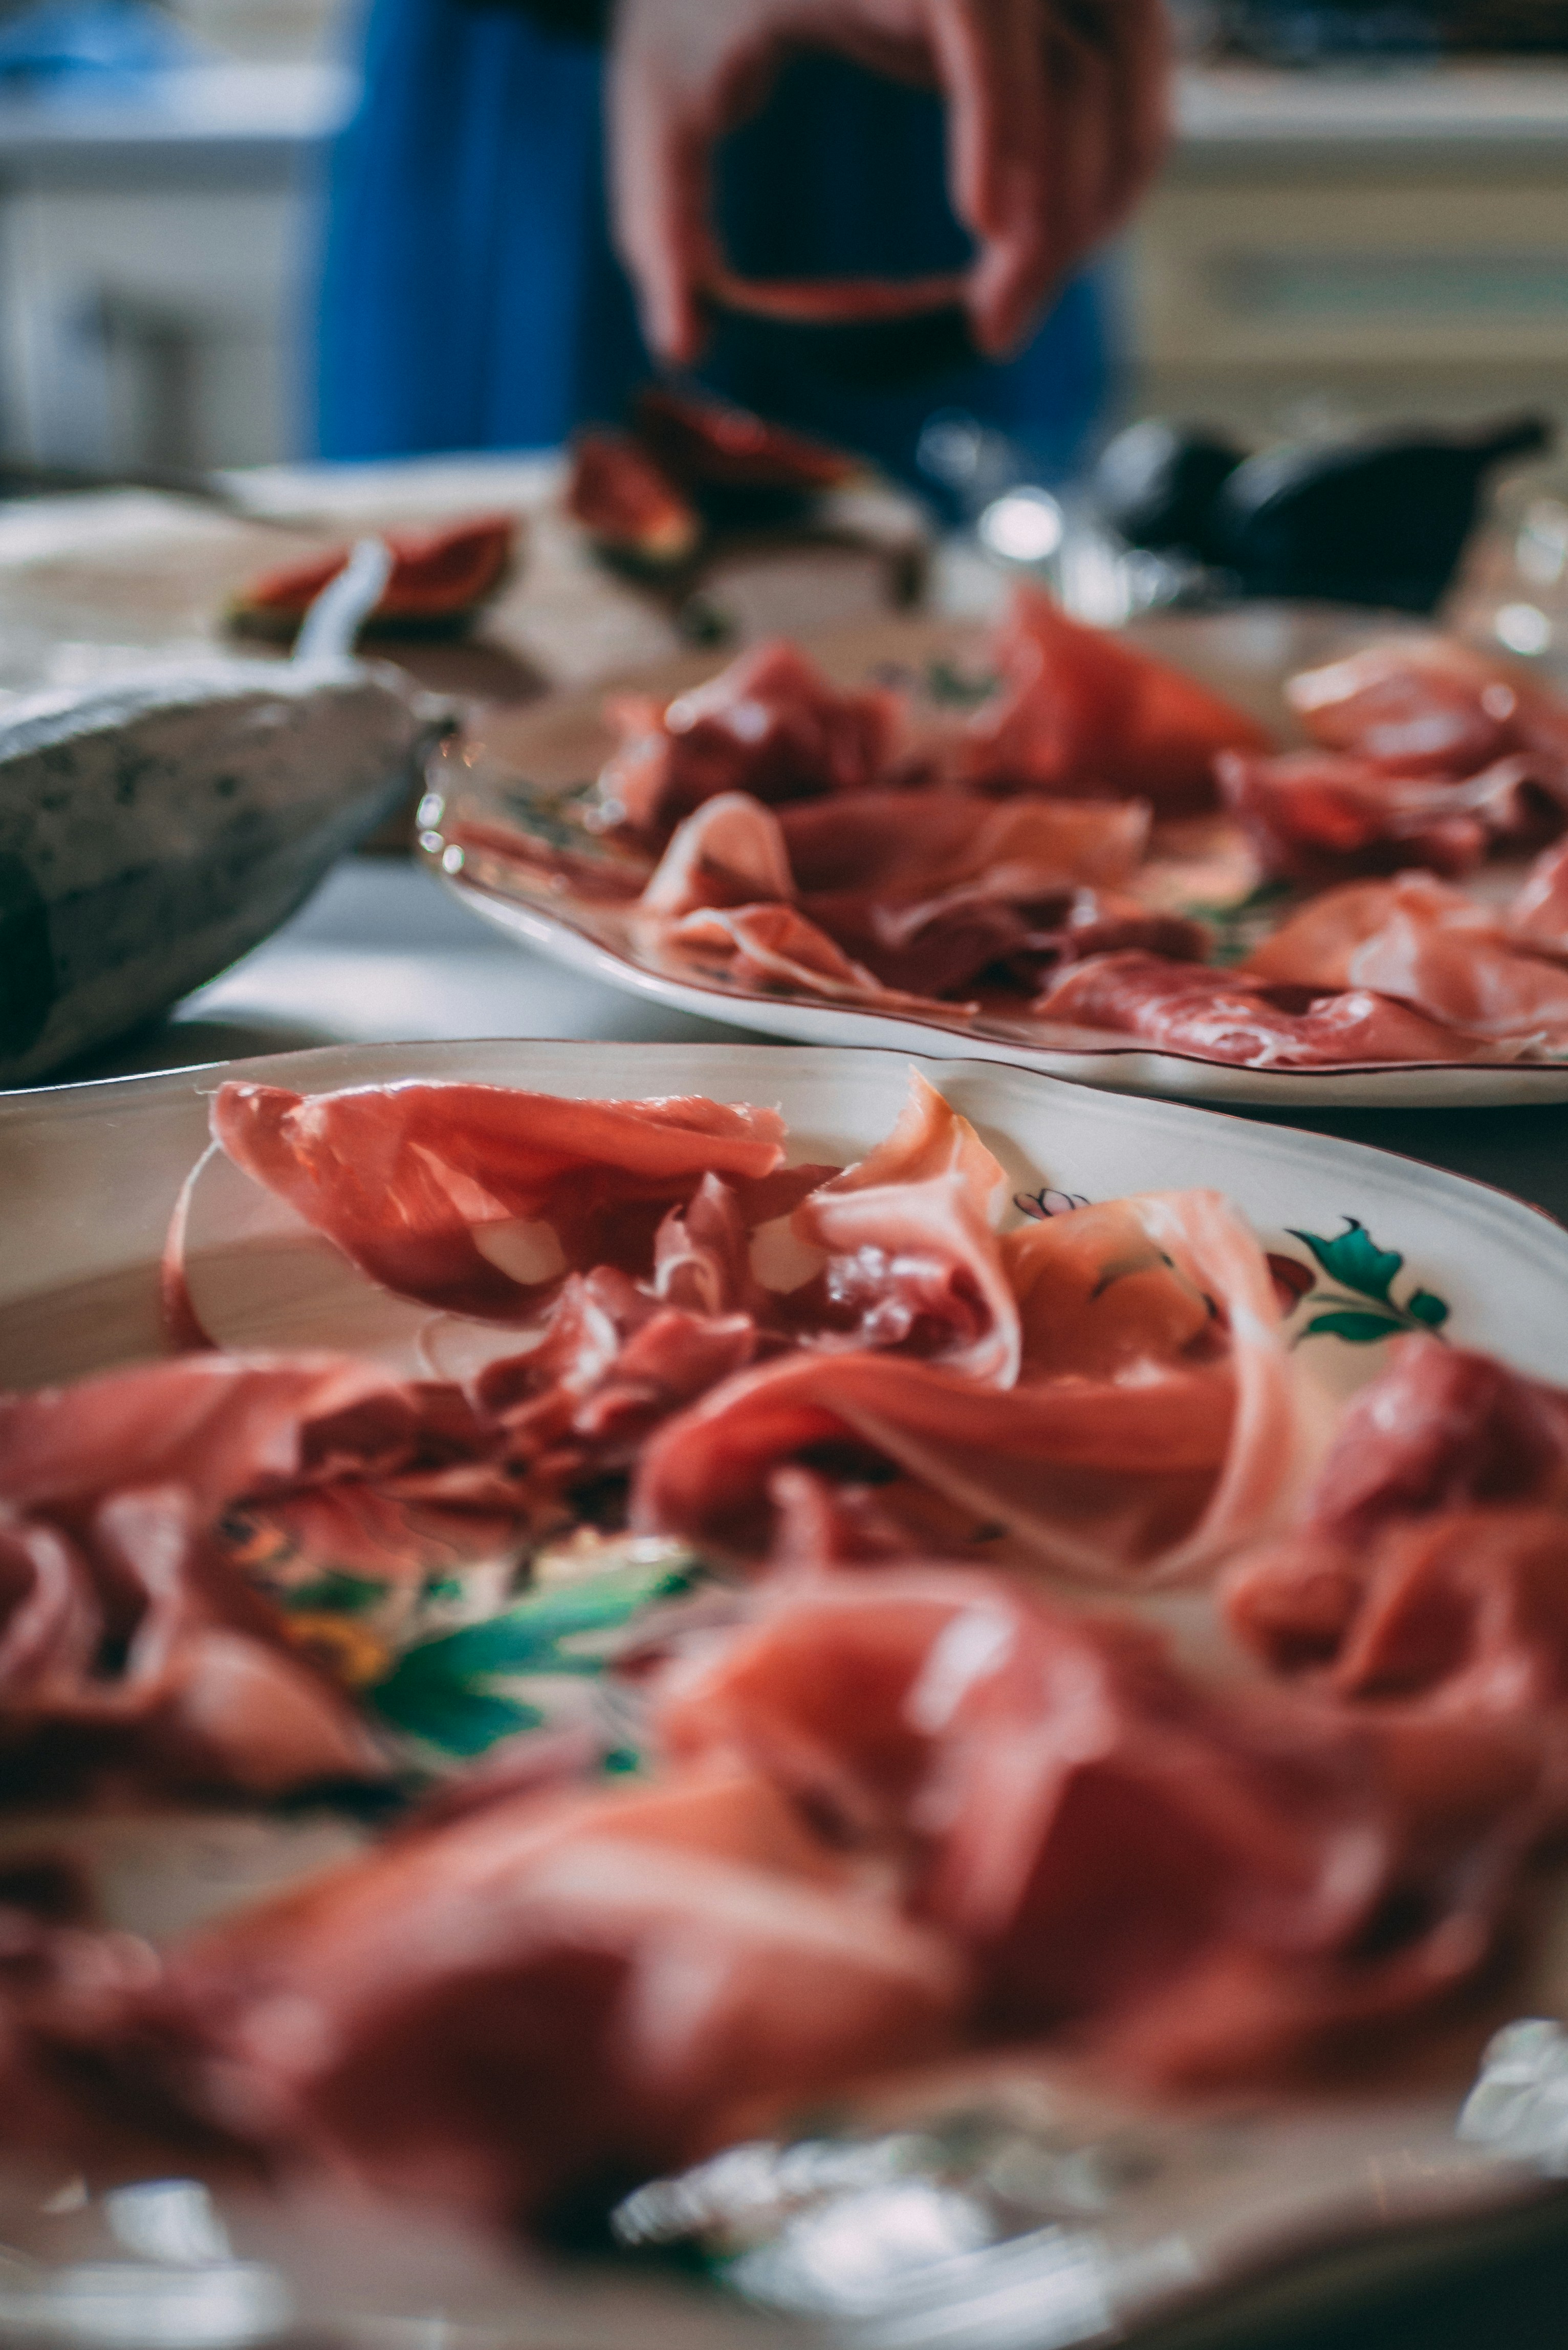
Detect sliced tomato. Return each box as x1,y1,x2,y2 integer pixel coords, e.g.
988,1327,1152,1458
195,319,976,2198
635,383,857,493
567,428,701,568
235,513,516,626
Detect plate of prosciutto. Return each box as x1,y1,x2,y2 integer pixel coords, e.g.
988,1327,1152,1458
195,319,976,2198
8,1037,1568,2346
422,597,1568,1106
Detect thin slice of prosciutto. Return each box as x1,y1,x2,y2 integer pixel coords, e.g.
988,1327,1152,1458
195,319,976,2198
112,1764,963,2227
1246,875,1568,1051
655,1569,1518,2088
1216,746,1555,887
634,1184,1326,1585
1287,635,1568,790
599,640,901,840
205,1080,787,1321
1031,950,1497,1068
961,586,1273,814
789,1071,1020,1385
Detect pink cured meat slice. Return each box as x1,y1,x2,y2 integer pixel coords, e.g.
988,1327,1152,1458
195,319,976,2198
1216,747,1522,886
654,1569,1508,2084
207,1080,786,1321
961,586,1273,815
792,1071,1019,1385
635,1186,1324,1583
1511,835,1568,955
1288,635,1568,787
776,790,1150,897
129,1767,963,2223
1031,951,1497,1068
0,1351,525,1798
665,901,947,1009
600,640,901,839
1247,874,1568,1049
637,791,794,918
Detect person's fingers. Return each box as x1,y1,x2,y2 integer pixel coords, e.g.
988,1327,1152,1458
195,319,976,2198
929,0,1054,356
1096,0,1172,235
607,23,715,363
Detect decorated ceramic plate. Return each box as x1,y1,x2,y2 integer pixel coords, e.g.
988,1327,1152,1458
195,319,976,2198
420,610,1568,1109
4,1037,1568,2350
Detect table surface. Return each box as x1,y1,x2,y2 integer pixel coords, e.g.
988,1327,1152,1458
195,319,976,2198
61,848,1568,1234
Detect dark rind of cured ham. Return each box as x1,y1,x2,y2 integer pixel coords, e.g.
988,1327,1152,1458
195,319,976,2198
961,587,1273,815
207,1080,787,1322
598,641,901,840
655,1571,1514,2087
107,1766,963,2227
634,1182,1323,1585
1031,951,1498,1069
0,1351,536,1799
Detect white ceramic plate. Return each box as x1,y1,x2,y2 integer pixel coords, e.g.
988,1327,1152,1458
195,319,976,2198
422,610,1568,1109
5,1036,1568,2350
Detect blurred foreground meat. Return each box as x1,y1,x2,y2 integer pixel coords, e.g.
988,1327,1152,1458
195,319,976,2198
0,1353,520,1798
658,1571,1535,2088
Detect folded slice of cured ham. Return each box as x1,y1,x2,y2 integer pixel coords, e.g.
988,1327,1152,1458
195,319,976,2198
116,1765,963,2226
1511,835,1568,956
1215,746,1555,886
789,1071,1019,1385
961,587,1272,814
0,1353,493,1796
1288,635,1568,789
204,1081,787,1322
635,1184,1325,1584
1246,874,1568,1050
1031,950,1496,1068
655,1570,1511,2087
599,641,901,839
1223,1337,1568,1684
636,789,1161,1002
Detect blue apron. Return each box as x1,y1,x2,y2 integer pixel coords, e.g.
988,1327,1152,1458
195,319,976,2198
314,1,1111,487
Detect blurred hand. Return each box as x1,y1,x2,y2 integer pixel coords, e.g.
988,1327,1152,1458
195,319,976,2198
607,0,1171,366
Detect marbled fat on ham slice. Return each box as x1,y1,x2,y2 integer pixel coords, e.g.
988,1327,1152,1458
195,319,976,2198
1032,950,1495,1068
121,1766,962,2224
655,1571,1508,2086
961,586,1272,814
208,1080,786,1321
636,1184,1325,1584
599,640,901,839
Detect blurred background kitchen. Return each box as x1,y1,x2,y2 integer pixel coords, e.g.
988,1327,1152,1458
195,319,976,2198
3,0,1566,479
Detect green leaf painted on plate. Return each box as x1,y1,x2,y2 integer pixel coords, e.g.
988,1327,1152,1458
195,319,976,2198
1405,1289,1451,1329
1288,1219,1404,1303
372,1667,543,1758
1299,1309,1407,1345
281,1570,388,1615
366,1551,702,1759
